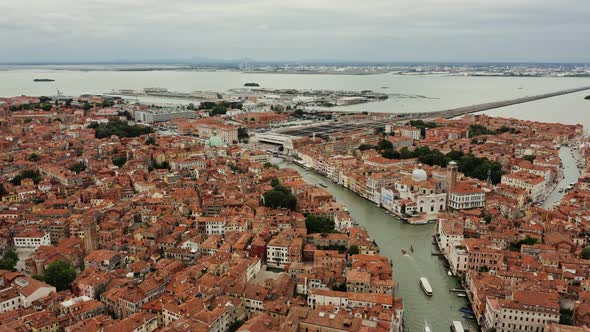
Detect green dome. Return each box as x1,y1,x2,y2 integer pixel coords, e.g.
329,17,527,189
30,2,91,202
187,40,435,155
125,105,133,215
208,129,224,147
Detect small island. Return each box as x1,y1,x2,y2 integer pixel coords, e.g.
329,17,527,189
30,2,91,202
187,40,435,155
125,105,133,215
585,95,590,100
244,82,260,87
33,78,55,82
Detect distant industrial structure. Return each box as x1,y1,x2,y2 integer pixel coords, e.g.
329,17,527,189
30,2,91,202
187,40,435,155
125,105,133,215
134,108,197,124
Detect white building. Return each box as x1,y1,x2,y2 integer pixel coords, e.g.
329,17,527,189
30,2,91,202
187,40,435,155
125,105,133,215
246,258,261,282
13,230,51,249
399,126,422,140
200,217,226,236
334,213,354,232
266,238,289,269
448,182,486,210
484,291,560,332
501,171,546,203
14,277,56,308
0,287,21,313
448,240,468,275
134,108,196,123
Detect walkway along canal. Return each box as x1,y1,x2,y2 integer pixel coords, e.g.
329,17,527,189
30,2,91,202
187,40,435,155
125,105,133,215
278,160,479,332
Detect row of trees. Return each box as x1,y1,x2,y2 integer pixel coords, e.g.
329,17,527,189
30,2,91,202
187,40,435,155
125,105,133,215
10,169,43,185
469,124,520,137
198,101,243,117
367,140,505,184
305,214,337,234
89,120,154,139
263,180,297,210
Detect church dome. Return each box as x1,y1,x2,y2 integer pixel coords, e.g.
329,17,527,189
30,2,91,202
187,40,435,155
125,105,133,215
208,129,224,147
412,163,428,182
209,136,223,147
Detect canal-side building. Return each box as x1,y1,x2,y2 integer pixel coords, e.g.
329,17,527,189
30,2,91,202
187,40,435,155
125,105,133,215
448,182,486,210
483,290,560,332
501,171,547,203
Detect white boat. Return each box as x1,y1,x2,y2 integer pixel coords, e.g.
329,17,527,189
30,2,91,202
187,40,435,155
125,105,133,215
451,320,465,332
318,182,327,188
420,277,433,296
457,293,467,297
424,320,432,332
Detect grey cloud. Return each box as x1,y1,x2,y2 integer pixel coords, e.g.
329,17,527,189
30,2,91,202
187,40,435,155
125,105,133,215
0,0,589,62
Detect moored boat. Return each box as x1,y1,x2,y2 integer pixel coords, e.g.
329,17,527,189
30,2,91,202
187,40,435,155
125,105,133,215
451,320,465,332
420,277,433,296
459,307,474,315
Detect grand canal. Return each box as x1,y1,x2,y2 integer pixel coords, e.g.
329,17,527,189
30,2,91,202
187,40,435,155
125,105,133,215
278,161,478,332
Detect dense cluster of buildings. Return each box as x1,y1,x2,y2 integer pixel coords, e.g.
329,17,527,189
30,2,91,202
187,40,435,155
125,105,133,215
259,112,590,331
0,96,404,332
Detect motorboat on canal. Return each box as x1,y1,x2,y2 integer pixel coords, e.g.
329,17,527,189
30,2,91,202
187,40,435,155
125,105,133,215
424,320,432,332
451,320,465,332
318,182,327,188
420,277,433,296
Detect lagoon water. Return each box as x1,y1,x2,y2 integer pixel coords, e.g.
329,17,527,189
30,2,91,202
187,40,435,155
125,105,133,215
2,67,590,331
1,67,590,128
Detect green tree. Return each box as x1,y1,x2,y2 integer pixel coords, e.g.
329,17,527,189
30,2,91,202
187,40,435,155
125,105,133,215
93,120,153,139
238,128,249,141
112,156,127,167
11,169,42,185
376,139,393,151
294,109,305,118
150,160,170,171
523,155,536,163
582,247,590,259
37,260,76,291
358,144,374,151
409,120,437,129
560,308,574,325
332,283,347,291
270,178,280,187
264,162,279,170
348,245,360,255
40,103,52,111
229,319,245,332
69,162,87,174
146,136,156,145
510,236,541,251
0,183,7,197
305,215,336,234
0,249,18,271
28,153,41,162
210,105,227,116
23,118,33,123
263,185,297,210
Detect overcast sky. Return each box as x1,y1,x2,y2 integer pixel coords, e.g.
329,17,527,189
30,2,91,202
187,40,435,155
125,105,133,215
1,0,589,63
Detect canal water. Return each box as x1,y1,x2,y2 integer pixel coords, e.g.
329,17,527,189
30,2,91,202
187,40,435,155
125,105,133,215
277,161,478,332
543,146,582,209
